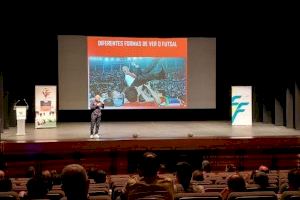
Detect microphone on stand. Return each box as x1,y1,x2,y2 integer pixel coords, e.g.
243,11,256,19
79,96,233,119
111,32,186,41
23,99,29,109
14,100,20,110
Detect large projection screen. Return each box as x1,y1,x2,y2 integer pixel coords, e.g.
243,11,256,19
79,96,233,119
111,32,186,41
58,36,216,110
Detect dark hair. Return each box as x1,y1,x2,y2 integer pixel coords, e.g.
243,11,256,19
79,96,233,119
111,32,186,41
94,170,107,183
227,174,246,192
26,166,36,178
27,177,49,198
176,162,193,192
87,167,97,180
0,178,12,192
192,170,204,181
124,87,138,102
254,171,269,188
226,164,236,172
288,168,300,190
138,152,160,178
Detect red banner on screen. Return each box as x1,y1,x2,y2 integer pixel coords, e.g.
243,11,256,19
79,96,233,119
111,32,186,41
88,37,187,58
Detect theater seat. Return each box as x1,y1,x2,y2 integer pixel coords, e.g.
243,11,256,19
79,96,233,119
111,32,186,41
227,191,277,200
174,192,222,200
0,192,20,200
280,191,300,200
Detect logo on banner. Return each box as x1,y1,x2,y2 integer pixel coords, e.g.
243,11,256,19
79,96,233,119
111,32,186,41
42,88,51,98
232,95,249,123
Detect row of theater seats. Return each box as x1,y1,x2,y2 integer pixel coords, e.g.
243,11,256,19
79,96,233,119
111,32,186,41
1,191,300,200
0,170,297,200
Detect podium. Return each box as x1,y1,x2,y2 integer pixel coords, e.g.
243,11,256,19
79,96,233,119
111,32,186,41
14,106,28,136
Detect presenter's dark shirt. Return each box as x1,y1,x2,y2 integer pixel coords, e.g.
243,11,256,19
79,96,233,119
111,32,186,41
90,100,102,117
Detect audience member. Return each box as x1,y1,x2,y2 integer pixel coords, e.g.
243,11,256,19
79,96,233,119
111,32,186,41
0,170,12,192
121,152,173,200
254,171,270,190
61,164,90,200
174,162,204,193
192,170,204,181
202,160,211,173
94,169,107,183
221,174,246,200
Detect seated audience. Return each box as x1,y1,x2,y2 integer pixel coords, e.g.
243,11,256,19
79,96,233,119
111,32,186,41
226,164,237,172
0,170,12,192
61,164,90,200
280,168,300,193
221,174,246,200
192,170,204,181
22,177,49,199
202,160,211,173
121,152,174,200
26,166,36,178
87,167,97,180
42,169,53,190
258,165,270,174
253,171,271,190
51,170,62,185
174,162,204,193
94,169,107,183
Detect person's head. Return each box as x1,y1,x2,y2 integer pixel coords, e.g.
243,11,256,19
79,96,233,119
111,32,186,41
0,170,4,180
26,177,49,198
227,174,246,192
0,170,12,192
288,168,300,190
202,160,211,173
94,170,107,183
258,165,269,174
42,170,53,191
176,162,193,191
61,164,89,200
192,170,204,181
254,171,269,188
226,164,236,172
52,173,62,185
138,152,160,178
122,66,130,73
87,167,97,180
124,87,138,102
26,166,36,178
95,95,100,101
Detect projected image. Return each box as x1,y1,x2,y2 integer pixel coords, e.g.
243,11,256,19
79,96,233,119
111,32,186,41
89,57,187,109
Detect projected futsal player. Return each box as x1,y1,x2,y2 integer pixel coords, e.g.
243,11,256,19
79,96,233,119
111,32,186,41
90,95,104,139
122,58,166,88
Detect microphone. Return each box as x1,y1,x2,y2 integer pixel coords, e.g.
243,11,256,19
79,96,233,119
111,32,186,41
14,100,20,110
23,99,29,109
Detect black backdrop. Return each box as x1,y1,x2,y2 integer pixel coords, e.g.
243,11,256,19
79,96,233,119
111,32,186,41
0,6,298,123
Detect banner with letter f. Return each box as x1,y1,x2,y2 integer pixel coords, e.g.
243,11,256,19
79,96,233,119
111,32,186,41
232,86,252,125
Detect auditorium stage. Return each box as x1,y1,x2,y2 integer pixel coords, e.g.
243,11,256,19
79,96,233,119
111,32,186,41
1,121,300,142
1,121,300,175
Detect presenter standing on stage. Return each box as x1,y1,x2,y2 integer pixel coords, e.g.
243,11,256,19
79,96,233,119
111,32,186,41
90,95,104,139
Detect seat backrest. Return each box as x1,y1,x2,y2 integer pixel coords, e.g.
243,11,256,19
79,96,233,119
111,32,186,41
174,192,222,200
228,191,277,200
46,190,65,200
127,183,173,200
0,191,20,200
203,184,227,192
281,191,300,200
89,195,111,200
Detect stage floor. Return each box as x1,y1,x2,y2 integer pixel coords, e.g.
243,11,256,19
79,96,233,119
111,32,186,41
1,121,300,142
